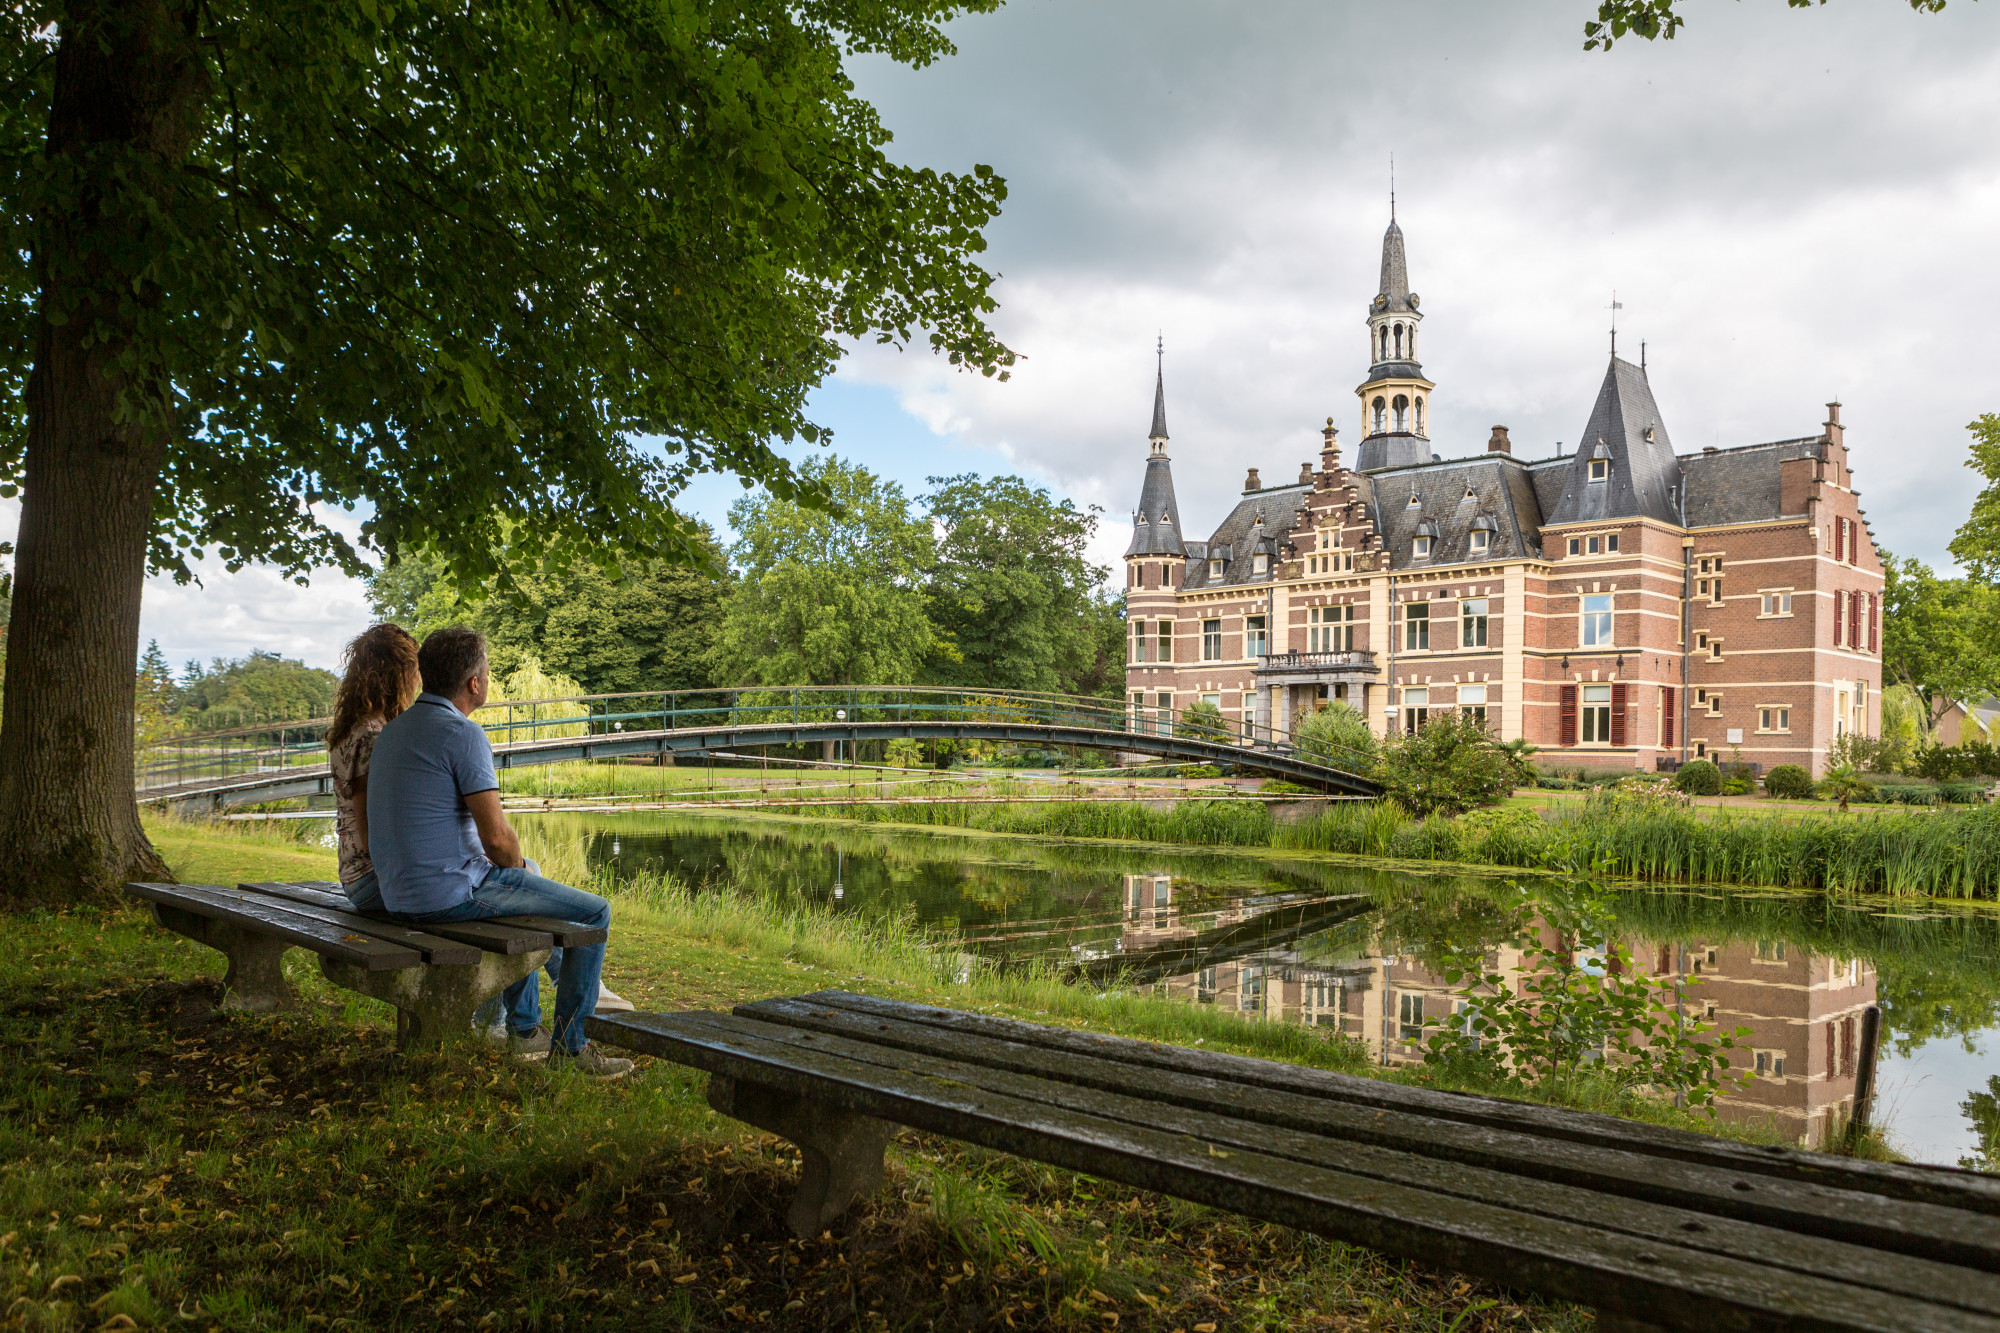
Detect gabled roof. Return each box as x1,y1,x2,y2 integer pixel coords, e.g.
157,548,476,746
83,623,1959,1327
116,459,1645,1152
1678,437,1823,528
1544,356,1681,527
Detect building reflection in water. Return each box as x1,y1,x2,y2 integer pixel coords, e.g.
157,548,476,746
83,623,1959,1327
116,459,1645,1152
1116,873,1879,1149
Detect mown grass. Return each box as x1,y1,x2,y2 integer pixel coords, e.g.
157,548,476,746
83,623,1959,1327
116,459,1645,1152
0,817,1611,1332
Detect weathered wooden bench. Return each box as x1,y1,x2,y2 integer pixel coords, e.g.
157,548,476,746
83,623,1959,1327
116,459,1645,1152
592,990,2000,1333
128,880,606,1049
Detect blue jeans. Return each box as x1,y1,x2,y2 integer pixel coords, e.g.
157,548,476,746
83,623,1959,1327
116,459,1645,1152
398,866,610,1054
341,870,384,913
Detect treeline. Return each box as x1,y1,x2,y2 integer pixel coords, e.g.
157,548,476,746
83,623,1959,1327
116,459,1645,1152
136,645,338,739
369,456,1126,700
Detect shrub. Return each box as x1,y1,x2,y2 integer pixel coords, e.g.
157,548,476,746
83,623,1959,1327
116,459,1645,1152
1940,782,1991,805
1175,699,1231,743
1763,765,1814,800
1374,711,1515,817
1913,743,1981,783
1672,760,1722,796
1816,765,1876,812
1291,701,1378,772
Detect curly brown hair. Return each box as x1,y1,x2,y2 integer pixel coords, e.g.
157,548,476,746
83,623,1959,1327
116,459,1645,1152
328,623,420,750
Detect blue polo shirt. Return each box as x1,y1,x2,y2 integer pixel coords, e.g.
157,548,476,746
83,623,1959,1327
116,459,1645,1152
366,693,498,915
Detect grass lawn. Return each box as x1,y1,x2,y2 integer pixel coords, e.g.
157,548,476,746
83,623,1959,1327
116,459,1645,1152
9,816,1822,1332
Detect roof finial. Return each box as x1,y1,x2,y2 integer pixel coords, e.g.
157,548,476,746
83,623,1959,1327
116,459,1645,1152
1640,339,1646,372
1148,337,1169,445
1389,153,1396,221
1608,292,1622,357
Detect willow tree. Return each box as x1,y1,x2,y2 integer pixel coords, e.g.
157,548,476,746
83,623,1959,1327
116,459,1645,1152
0,0,1011,904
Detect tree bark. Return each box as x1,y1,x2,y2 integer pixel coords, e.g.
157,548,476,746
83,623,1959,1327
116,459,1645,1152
0,0,207,906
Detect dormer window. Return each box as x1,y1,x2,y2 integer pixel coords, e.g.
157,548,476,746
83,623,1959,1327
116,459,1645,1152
1209,558,1223,578
1589,459,1609,482
1407,493,1421,508
1470,530,1489,554
1252,553,1269,576
1412,535,1432,559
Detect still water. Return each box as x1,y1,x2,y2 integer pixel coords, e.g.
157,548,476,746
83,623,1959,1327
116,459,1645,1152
520,811,2000,1169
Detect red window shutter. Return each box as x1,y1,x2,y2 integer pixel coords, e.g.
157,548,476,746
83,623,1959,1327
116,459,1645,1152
1834,591,1844,646
1835,518,1845,562
1611,683,1628,746
1662,687,1675,748
1559,685,1578,747
1849,589,1861,648
1869,593,1879,653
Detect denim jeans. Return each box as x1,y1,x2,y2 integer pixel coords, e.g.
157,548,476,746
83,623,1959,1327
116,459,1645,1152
398,865,610,1054
341,870,385,914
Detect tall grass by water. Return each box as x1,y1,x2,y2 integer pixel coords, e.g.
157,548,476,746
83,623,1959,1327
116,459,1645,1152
777,792,2000,898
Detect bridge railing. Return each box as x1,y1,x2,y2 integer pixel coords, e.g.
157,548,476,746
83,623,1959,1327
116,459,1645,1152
135,683,1382,792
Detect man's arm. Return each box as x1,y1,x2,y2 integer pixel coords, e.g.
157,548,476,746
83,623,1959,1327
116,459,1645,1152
464,789,525,869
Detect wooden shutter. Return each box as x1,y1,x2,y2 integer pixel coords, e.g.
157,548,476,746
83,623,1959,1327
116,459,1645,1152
1869,593,1879,652
1849,591,1861,649
1835,518,1846,562
1611,683,1628,746
1559,685,1578,747
1662,687,1675,748
1833,591,1844,646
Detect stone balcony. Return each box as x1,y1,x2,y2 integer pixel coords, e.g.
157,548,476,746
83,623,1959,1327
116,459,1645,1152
1255,650,1379,679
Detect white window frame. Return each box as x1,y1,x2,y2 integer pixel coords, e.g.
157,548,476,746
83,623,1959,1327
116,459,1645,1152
1589,459,1609,481
1404,602,1431,651
1581,593,1613,647
1245,615,1268,658
1581,683,1613,744
1252,552,1268,576
1759,589,1794,617
1208,557,1223,578
1469,529,1489,554
1412,535,1432,559
1201,618,1222,661
1461,598,1489,648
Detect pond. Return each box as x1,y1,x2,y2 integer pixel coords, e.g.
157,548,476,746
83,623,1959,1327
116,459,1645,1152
514,810,2000,1170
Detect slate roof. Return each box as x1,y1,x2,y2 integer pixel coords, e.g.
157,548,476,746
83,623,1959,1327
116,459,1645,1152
1367,456,1545,569
1125,455,1186,556
1678,437,1823,528
1149,367,1169,441
1181,484,1312,590
1544,356,1682,527
1377,220,1413,312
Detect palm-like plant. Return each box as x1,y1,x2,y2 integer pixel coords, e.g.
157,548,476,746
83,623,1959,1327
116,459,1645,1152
1498,737,1540,787
1818,765,1876,814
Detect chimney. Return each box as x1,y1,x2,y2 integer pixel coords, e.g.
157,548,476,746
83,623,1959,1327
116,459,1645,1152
1244,467,1261,491
1299,462,1314,484
1824,400,1845,450
1487,425,1512,455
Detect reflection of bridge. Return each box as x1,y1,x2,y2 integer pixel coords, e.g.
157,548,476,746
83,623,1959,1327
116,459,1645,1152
138,685,1382,809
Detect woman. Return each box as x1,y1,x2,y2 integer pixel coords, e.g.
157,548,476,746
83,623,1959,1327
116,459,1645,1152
328,623,422,912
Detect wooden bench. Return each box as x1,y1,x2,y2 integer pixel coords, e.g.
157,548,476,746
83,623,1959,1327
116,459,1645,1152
128,880,607,1049
591,990,2000,1333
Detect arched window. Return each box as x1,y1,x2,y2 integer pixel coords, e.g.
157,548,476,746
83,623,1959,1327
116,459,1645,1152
1414,398,1426,435
1393,394,1410,432
1393,324,1404,358
1378,326,1389,360
1406,326,1416,359
1371,396,1386,433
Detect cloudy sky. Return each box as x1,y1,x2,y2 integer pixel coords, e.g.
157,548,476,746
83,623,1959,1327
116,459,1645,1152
117,0,2000,673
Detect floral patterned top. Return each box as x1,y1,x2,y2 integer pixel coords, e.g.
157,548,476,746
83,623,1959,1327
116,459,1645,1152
330,717,385,886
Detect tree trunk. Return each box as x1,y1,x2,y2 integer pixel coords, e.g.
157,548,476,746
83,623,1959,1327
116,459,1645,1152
0,0,206,906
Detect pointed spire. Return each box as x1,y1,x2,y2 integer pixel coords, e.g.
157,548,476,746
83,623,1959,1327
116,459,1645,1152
1378,219,1409,305
1149,336,1169,442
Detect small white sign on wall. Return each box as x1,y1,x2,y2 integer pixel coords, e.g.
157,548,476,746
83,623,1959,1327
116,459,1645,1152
1727,728,1744,744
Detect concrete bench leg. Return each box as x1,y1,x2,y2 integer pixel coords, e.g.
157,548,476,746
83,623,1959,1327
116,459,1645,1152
707,1074,895,1239
319,949,551,1052
154,904,298,1013
1596,1313,1667,1333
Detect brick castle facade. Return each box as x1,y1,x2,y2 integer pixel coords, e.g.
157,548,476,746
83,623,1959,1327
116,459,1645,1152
1124,215,1883,775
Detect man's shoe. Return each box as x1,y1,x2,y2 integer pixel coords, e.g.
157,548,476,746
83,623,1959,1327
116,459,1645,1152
595,984,636,1014
547,1042,634,1079
479,1023,509,1047
507,1027,552,1059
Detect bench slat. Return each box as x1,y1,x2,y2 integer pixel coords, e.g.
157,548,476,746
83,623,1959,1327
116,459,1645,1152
763,990,2000,1217
126,882,422,971
738,996,1999,1270
686,1009,2000,1314
240,882,603,949
218,885,482,964
595,1010,1996,1333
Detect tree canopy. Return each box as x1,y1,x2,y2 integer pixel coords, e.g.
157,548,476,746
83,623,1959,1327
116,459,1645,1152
1583,0,1955,50
1879,550,2000,732
1948,414,2000,584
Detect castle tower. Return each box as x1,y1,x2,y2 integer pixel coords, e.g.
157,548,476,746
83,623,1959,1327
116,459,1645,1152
1354,209,1436,472
1124,351,1186,692
1124,352,1185,562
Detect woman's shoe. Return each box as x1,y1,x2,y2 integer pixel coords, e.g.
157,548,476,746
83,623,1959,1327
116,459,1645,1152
595,984,636,1013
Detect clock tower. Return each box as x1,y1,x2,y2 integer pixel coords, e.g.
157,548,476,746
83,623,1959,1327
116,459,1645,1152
1354,209,1436,472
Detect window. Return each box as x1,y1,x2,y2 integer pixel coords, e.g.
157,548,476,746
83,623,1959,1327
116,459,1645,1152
1393,394,1410,431
1460,683,1488,724
1589,459,1609,481
1581,684,1613,743
1470,529,1489,554
1156,621,1173,662
1759,706,1791,733
1760,590,1793,616
1754,1051,1787,1080
1130,619,1148,663
1461,598,1489,647
1372,396,1386,433
1607,534,1620,553
1754,939,1787,963
1710,638,1723,661
1696,633,1709,652
1709,576,1723,606
1587,535,1600,555
1405,602,1430,650
1201,618,1222,661
1581,593,1613,646
1414,398,1426,434
1252,552,1268,576
1412,535,1432,559
1709,695,1724,716
1209,557,1223,578
1309,605,1355,653
1403,687,1429,735
1699,558,1711,574
1696,688,1707,704
1398,992,1424,1041
1245,615,1268,657
1200,692,1221,710
1567,537,1581,556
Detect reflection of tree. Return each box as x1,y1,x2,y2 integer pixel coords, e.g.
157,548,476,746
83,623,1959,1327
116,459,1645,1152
1961,1078,2000,1173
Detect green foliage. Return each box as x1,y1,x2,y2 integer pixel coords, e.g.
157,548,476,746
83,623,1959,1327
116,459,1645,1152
1914,742,1982,782
710,457,939,687
1881,551,2000,736
1290,701,1378,773
1763,765,1815,801
0,0,1015,587
480,657,591,741
1175,699,1230,742
1817,765,1877,812
1962,1077,2000,1173
1671,760,1721,796
1584,0,1953,52
172,651,339,725
1422,848,1749,1111
1497,737,1541,786
1373,711,1514,817
134,640,177,747
1950,413,2000,585
922,474,1112,696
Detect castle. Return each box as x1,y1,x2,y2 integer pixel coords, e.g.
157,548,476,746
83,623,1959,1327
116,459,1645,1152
1123,214,1884,775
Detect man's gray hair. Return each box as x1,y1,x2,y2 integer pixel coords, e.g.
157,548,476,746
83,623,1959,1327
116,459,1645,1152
418,627,488,698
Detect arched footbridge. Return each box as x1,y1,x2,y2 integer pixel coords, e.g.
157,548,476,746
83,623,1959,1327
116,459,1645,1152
138,686,1382,810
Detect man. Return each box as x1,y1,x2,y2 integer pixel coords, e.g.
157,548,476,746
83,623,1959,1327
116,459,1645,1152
368,626,634,1077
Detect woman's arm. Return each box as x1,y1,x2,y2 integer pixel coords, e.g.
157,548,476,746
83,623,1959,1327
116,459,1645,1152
352,773,369,852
